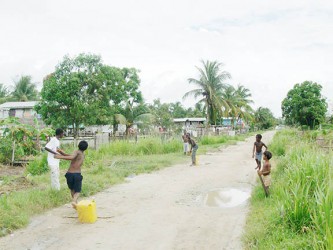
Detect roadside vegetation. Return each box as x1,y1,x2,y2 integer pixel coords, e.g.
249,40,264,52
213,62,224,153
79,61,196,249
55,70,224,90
0,133,250,237
244,129,333,249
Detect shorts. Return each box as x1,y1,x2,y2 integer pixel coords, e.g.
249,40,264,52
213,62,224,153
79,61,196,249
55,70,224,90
255,152,263,161
65,172,83,193
262,174,271,187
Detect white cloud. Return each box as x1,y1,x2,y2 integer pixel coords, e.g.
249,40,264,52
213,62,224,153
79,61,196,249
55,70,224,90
0,0,332,117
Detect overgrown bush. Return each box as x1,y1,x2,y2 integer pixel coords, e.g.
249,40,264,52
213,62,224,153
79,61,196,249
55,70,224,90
26,154,48,176
0,117,53,164
244,129,333,249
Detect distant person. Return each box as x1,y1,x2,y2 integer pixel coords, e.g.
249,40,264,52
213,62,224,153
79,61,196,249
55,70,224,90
252,134,267,170
45,128,67,190
55,140,88,209
258,151,272,193
182,131,189,155
187,134,198,166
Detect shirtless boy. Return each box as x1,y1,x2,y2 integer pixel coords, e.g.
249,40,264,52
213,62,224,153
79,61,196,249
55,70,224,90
258,150,272,193
252,134,267,170
55,140,88,209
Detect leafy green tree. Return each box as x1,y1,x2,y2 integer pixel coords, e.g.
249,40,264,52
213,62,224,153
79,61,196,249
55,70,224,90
254,107,276,129
282,81,327,129
169,102,187,118
36,53,143,137
148,99,173,129
11,75,38,101
184,60,231,125
99,66,143,108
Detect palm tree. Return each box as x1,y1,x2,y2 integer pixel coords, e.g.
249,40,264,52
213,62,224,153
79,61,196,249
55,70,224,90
221,84,254,128
183,60,231,125
0,83,9,104
221,85,238,126
233,84,254,123
12,75,38,101
114,101,154,135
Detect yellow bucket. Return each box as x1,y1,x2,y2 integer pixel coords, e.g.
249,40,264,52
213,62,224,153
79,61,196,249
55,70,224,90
76,200,97,223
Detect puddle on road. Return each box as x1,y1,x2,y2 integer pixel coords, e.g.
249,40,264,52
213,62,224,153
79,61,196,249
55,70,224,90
204,188,251,208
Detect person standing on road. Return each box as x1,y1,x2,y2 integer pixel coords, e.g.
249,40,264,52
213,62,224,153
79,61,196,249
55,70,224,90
45,128,67,190
182,131,189,155
252,134,267,170
187,134,198,166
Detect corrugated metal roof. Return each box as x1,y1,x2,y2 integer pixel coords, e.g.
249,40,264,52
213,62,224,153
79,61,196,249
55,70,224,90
173,118,206,122
0,101,38,109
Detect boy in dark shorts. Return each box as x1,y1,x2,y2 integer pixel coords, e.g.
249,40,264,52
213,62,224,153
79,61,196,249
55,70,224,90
55,140,88,209
252,134,267,170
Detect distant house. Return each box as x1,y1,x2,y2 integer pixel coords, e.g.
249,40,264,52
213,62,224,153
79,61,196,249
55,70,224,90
173,118,206,127
0,101,40,125
220,117,245,128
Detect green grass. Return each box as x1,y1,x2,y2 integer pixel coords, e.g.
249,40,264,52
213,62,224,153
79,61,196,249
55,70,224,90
0,133,250,236
243,129,333,249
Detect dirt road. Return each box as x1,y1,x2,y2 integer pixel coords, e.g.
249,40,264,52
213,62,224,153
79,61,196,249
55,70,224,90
0,131,275,250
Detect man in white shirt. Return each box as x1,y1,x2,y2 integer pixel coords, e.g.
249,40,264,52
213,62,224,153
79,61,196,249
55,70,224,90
45,128,66,190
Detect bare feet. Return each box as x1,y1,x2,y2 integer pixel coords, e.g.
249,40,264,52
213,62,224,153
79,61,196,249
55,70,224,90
71,202,77,210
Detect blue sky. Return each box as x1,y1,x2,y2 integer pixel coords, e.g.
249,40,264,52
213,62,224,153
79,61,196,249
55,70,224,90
0,0,332,117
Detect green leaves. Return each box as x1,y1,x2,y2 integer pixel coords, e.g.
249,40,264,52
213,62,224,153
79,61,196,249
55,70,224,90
282,81,327,129
254,107,276,129
185,60,254,126
35,53,143,136
11,76,38,102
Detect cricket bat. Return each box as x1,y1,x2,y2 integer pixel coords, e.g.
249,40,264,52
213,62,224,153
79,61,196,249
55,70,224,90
257,172,269,197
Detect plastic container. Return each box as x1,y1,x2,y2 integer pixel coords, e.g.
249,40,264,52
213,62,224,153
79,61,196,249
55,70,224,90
76,200,97,223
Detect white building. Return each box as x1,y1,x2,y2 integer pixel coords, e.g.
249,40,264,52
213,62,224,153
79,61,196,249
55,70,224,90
0,101,39,124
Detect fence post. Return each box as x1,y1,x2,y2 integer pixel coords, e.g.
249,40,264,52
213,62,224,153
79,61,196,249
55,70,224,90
11,141,15,166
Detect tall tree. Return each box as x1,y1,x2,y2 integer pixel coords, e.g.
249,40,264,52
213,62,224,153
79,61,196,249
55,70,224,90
254,107,276,129
148,99,173,129
12,76,38,101
183,60,231,125
221,84,253,128
282,81,327,129
169,102,187,118
233,84,254,122
36,53,143,137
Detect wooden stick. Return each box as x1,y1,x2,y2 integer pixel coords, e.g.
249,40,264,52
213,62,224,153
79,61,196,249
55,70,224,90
257,172,269,197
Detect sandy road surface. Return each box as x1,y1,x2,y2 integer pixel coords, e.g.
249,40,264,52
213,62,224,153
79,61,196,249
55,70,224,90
0,131,275,250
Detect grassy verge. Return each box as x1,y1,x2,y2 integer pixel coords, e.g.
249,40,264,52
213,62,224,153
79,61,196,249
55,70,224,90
0,134,249,237
243,129,333,249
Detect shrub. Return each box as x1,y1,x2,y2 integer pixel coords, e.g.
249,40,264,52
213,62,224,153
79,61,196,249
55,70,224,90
26,154,48,176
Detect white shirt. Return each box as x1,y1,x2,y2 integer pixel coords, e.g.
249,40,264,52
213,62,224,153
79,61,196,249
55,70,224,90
45,137,60,166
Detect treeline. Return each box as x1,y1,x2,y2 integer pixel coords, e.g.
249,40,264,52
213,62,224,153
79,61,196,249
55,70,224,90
1,54,332,133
